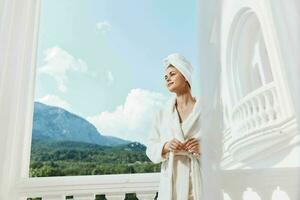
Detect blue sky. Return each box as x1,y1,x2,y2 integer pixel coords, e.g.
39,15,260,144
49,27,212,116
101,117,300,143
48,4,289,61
35,0,199,143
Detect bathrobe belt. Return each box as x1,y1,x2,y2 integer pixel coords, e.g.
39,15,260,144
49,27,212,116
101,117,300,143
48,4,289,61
167,151,202,200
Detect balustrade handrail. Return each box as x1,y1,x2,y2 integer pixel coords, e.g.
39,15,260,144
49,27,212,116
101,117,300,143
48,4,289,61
16,173,160,198
232,82,276,113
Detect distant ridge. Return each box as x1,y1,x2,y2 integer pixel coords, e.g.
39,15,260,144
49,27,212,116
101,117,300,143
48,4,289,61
32,102,131,146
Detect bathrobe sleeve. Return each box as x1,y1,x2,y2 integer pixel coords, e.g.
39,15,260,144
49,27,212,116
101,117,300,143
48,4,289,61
146,110,168,164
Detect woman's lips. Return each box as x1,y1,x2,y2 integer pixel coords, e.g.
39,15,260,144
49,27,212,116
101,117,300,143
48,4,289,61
167,82,174,87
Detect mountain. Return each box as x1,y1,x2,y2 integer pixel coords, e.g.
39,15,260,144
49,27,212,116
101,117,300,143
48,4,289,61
31,139,146,152
32,102,130,146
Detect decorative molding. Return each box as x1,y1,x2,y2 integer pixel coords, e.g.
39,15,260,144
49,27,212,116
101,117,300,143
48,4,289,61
220,0,299,167
234,117,297,163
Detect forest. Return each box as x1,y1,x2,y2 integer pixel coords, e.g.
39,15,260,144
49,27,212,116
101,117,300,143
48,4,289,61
30,139,161,177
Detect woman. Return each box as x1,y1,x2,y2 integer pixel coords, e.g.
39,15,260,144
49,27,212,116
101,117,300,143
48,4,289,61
146,53,202,200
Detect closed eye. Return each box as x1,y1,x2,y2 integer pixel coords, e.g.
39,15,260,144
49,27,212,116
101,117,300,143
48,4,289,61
165,71,176,80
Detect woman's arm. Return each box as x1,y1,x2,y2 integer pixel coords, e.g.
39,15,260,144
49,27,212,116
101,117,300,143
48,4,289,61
146,112,169,164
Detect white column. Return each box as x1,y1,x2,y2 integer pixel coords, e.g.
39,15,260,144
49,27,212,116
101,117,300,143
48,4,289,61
0,0,40,199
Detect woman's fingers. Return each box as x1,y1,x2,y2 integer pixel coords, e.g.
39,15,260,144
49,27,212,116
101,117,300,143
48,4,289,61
184,138,198,148
184,139,199,149
168,138,201,153
172,142,182,150
170,143,179,150
186,143,199,150
175,139,184,147
184,139,201,154
169,139,184,151
186,145,199,154
189,145,200,154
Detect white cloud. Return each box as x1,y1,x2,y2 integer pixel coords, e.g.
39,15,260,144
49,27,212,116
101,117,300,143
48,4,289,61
96,21,112,34
37,94,71,111
87,89,167,144
38,46,87,92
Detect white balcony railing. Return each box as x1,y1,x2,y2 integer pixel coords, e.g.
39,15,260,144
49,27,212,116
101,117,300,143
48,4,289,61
222,167,300,200
232,82,281,139
15,168,300,200
226,82,298,162
16,173,159,200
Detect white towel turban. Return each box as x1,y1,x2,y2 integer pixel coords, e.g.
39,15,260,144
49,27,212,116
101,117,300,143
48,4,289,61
163,53,193,88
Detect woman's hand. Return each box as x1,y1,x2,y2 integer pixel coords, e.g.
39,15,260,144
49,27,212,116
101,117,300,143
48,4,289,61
183,138,200,155
162,138,184,156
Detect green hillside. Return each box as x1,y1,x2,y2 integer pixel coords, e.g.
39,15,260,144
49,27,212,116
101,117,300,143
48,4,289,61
30,139,160,177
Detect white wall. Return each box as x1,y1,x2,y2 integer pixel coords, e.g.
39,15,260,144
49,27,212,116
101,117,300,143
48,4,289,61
217,0,300,199
270,0,300,127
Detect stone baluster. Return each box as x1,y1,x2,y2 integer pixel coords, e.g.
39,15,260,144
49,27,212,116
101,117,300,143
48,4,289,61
43,195,65,200
255,96,263,128
268,89,276,122
136,191,157,200
105,193,125,200
260,187,279,200
245,101,251,132
223,191,232,200
250,99,257,130
263,91,273,123
242,188,262,200
260,92,268,124
270,88,280,121
271,186,291,200
254,97,262,129
73,194,95,200
224,190,244,200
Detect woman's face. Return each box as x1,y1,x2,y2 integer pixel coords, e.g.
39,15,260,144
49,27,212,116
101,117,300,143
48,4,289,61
164,65,187,93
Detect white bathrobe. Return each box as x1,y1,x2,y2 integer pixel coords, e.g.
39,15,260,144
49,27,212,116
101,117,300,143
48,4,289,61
146,96,202,200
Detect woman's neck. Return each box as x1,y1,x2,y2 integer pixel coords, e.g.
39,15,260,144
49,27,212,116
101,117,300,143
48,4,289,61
175,92,195,108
